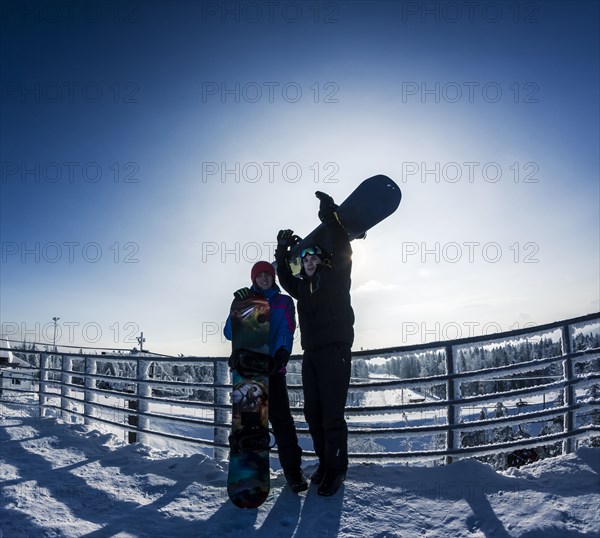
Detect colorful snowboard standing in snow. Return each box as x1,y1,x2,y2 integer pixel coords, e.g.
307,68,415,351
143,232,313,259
289,174,402,272
227,292,272,509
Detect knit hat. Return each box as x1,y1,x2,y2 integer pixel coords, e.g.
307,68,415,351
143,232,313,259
251,261,275,284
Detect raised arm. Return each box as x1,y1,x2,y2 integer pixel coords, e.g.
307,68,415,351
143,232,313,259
315,191,352,271
275,229,300,299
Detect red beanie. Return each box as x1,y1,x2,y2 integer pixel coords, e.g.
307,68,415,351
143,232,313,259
251,261,275,283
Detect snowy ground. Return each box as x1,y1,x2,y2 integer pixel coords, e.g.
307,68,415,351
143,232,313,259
1,402,599,538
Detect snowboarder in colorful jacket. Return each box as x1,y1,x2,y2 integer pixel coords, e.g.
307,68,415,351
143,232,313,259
224,261,308,493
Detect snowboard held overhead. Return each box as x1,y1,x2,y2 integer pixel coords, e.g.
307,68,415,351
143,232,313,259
289,174,401,272
290,174,401,254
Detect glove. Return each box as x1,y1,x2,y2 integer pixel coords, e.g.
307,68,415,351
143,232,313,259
274,347,290,370
233,287,251,300
277,229,294,247
315,191,336,208
277,230,302,250
315,191,339,225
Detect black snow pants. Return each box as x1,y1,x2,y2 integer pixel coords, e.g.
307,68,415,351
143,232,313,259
302,343,352,473
269,372,302,473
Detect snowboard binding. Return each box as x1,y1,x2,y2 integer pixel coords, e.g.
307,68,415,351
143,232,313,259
229,348,276,377
229,427,271,454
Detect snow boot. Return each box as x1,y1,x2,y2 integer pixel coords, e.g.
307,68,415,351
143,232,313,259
317,469,346,496
284,468,308,493
310,464,326,485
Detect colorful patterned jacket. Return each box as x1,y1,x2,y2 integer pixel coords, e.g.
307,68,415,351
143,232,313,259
224,284,296,357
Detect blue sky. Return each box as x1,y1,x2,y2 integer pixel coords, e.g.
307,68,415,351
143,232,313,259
1,0,598,355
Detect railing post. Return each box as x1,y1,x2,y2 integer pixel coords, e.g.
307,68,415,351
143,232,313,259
61,354,73,422
133,358,151,445
214,358,230,461
84,356,96,426
39,352,49,417
445,344,459,464
127,399,139,443
561,324,575,454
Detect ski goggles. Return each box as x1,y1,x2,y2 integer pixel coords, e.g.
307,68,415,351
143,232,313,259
300,246,322,258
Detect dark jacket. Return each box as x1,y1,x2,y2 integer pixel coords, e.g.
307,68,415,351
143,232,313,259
275,220,354,351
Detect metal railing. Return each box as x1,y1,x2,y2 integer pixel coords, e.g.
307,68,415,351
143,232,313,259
1,312,598,467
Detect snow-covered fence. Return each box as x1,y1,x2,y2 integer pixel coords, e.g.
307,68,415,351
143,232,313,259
331,312,600,465
33,353,221,451
1,312,598,467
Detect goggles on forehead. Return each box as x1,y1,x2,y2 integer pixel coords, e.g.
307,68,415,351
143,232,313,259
300,246,322,258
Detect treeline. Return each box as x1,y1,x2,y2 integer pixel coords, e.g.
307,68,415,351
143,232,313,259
456,337,562,372
573,330,600,351
353,332,600,397
363,351,446,379
457,337,563,397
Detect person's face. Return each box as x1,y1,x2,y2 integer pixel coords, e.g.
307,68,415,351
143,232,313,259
302,254,321,277
255,271,274,290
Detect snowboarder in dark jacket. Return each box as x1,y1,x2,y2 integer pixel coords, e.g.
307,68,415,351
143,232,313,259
224,261,308,493
275,191,354,497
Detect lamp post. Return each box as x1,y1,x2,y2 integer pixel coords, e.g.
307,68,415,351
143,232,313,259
52,317,60,351
137,332,145,353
